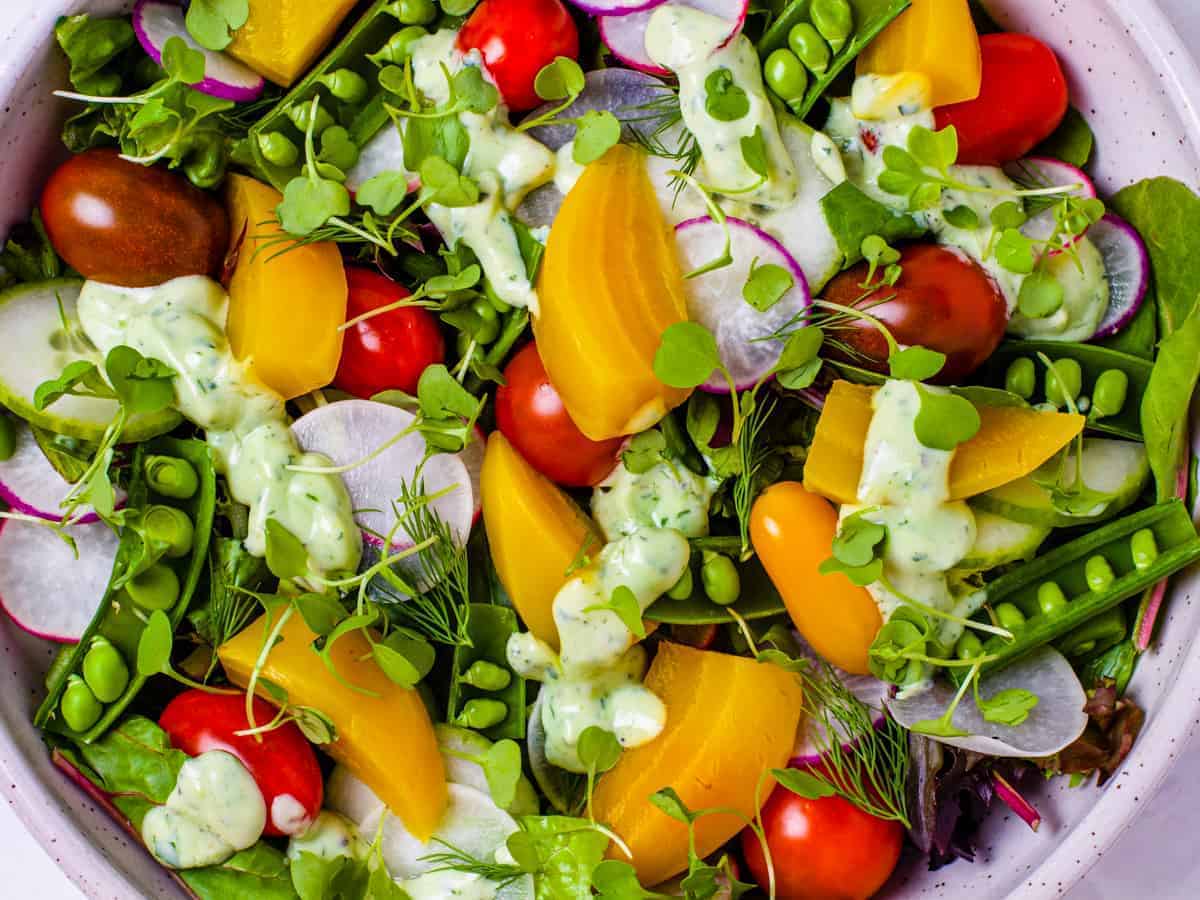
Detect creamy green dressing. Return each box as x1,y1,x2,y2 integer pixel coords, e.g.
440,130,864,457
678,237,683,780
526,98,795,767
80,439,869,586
287,810,366,862
76,276,361,576
142,750,266,870
410,30,554,312
592,460,717,541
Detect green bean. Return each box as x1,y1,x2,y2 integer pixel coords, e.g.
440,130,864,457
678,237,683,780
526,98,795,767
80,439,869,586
143,505,195,559
318,68,370,104
61,676,103,733
459,660,512,692
453,698,508,730
126,563,181,612
811,0,854,54
701,552,741,606
257,132,300,168
1084,555,1115,593
1131,528,1159,571
471,299,501,345
788,23,831,74
1091,369,1129,419
1004,358,1036,399
368,26,428,66
82,637,130,704
0,414,15,462
1057,607,1126,659
1045,358,1083,408
145,455,199,500
286,101,336,137
386,0,436,25
763,49,808,107
1037,581,1068,617
955,631,983,661
994,602,1027,631
667,565,694,600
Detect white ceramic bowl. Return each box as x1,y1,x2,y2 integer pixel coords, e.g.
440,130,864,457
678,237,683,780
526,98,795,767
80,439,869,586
1,2,1199,898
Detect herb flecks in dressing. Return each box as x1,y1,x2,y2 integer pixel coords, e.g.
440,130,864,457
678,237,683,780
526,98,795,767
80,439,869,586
286,810,365,863
76,276,361,576
592,460,717,541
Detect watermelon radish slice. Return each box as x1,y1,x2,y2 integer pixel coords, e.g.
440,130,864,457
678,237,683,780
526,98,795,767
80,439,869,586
674,216,812,392
599,0,749,76
1088,213,1150,340
0,518,118,642
0,424,124,523
132,0,265,103
569,0,669,16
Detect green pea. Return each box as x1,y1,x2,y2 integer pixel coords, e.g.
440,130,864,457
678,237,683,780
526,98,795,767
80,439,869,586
257,132,300,168
811,0,854,54
955,630,983,661
1131,528,1159,571
1045,358,1083,408
82,637,130,704
143,505,195,559
1084,555,1115,593
994,602,1027,631
453,698,508,730
1004,357,1036,400
318,68,370,104
1037,581,1069,616
788,23,831,74
460,660,512,692
126,563,181,612
144,455,199,500
286,101,336,137
1091,369,1129,419
763,48,808,106
667,565,694,600
471,299,501,345
61,675,103,733
368,26,427,66
701,552,741,606
0,414,16,462
387,0,436,24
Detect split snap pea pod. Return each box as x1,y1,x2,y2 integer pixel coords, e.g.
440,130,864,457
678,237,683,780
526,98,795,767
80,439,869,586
34,438,216,742
447,604,526,740
645,545,785,625
963,500,1200,678
979,341,1153,440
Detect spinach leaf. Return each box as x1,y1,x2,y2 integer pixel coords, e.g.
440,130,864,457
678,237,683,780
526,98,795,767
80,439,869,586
1098,288,1157,360
519,816,610,900
819,181,926,266
0,211,66,287
54,14,137,94
1033,107,1094,168
1140,305,1200,500
182,844,298,900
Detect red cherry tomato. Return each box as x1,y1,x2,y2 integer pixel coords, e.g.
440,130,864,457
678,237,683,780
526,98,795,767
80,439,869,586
741,784,903,900
334,267,445,399
934,33,1069,166
495,342,622,487
457,0,580,112
822,243,1008,383
159,690,323,838
40,149,229,288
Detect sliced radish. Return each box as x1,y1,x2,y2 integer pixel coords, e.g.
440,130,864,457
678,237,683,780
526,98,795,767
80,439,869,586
569,0,669,15
290,400,473,551
460,426,485,525
1088,213,1150,340
1004,157,1096,251
599,0,749,76
0,425,124,524
345,126,421,195
790,633,889,764
133,0,265,103
0,518,118,642
674,216,812,392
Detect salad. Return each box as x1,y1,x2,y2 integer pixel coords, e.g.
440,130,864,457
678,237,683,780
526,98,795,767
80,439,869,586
1,0,1198,896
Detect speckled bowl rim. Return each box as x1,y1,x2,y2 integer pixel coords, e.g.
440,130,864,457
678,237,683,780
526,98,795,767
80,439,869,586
0,2,1199,899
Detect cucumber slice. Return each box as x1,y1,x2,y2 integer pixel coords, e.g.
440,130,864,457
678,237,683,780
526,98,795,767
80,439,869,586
435,724,540,816
957,509,1051,572
0,280,179,441
973,439,1149,528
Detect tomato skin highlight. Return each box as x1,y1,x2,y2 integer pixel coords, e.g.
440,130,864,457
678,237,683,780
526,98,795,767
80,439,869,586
333,267,445,399
741,784,904,900
159,690,323,838
495,342,623,487
40,149,229,288
457,0,580,112
822,243,1008,384
934,33,1069,166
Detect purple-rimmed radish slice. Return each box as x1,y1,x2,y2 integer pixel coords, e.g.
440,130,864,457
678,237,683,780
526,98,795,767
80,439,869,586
0,425,124,524
674,216,812,392
1003,157,1096,251
1088,213,1150,340
791,665,889,765
133,0,265,103
461,426,485,525
290,400,473,552
599,0,748,76
569,0,669,15
0,518,119,642
345,127,421,196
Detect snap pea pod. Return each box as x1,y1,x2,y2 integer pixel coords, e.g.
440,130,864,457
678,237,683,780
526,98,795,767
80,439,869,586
35,438,216,742
645,552,784,625
447,603,526,740
963,500,1200,678
977,340,1153,440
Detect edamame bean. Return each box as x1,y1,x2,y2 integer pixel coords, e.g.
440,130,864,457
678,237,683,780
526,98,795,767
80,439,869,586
82,637,130,704
955,631,983,661
126,563,181,612
471,299,501,345
788,23,831,74
994,602,1027,631
1084,555,1115,593
1091,369,1129,419
1037,581,1068,616
811,0,854,53
387,0,436,25
701,552,741,606
318,69,370,104
460,660,512,692
1131,528,1159,571
257,132,300,168
143,505,195,559
454,698,508,730
666,566,694,600
368,26,427,66
1045,358,1083,408
0,414,15,462
145,455,199,500
1004,357,1036,399
763,49,808,108
286,101,336,137
61,675,102,733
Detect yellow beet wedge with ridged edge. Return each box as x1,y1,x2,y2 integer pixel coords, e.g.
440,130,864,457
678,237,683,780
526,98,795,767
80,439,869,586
226,0,360,87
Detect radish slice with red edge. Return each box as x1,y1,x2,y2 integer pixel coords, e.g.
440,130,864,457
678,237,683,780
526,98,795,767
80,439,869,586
0,425,124,524
460,426,485,526
0,518,119,643
133,0,265,103
674,215,812,392
599,0,748,76
569,0,669,16
1003,157,1096,252
345,127,421,196
290,400,473,553
1087,213,1150,340
791,655,890,765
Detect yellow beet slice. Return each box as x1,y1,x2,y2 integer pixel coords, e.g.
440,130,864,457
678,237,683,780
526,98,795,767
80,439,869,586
227,0,359,87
